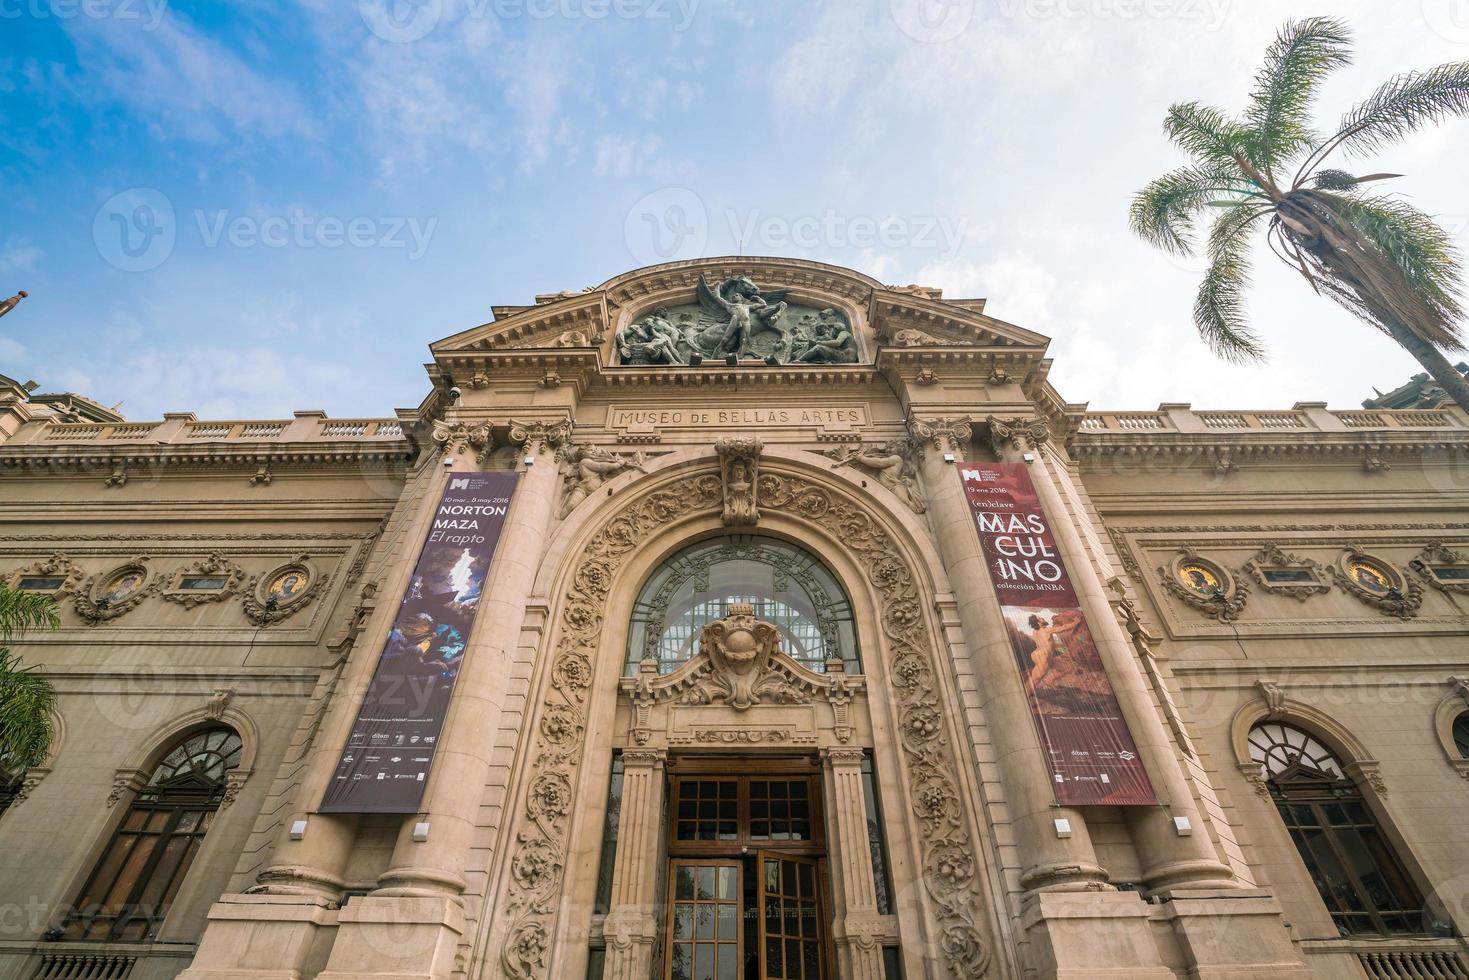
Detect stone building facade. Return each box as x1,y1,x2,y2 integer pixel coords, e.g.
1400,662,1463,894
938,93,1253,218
1,257,1466,980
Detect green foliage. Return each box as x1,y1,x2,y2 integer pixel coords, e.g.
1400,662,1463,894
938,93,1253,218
0,584,59,777
1129,16,1469,377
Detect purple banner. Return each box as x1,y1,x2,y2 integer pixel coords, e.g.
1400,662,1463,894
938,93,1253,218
321,471,519,813
960,463,1156,806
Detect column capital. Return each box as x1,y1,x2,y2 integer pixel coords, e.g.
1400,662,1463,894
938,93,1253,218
820,746,868,768
621,748,668,768
906,415,972,454
985,414,1052,455
508,416,572,455
431,416,496,465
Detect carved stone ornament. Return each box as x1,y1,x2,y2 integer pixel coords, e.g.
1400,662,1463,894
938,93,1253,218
1158,547,1248,622
249,462,273,487
908,416,972,454
5,553,85,597
1331,545,1422,620
616,275,858,366
510,417,572,456
431,418,494,463
7,767,50,808
74,557,154,625
823,440,926,513
242,556,327,626
207,687,237,720
985,414,1049,455
1255,678,1286,717
103,463,128,488
702,603,785,710
1242,543,1332,601
715,437,762,526
555,443,648,519
500,468,992,979
160,552,246,608
887,327,945,347
1410,541,1469,595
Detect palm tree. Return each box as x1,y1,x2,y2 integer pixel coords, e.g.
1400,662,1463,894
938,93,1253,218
0,584,59,782
1131,17,1469,412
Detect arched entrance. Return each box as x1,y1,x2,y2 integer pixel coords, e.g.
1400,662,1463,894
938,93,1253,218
476,455,1005,980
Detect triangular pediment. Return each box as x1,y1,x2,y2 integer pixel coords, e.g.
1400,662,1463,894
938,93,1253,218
868,288,1049,350
430,291,610,354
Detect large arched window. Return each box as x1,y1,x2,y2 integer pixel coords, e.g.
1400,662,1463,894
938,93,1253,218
64,727,242,942
1454,713,1469,760
1248,722,1428,936
626,535,859,675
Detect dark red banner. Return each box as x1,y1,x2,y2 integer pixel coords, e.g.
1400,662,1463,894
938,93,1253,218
321,471,519,813
959,463,1156,805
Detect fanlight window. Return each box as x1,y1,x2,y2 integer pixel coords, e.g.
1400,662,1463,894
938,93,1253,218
1454,714,1469,760
64,728,243,942
626,536,859,675
1248,723,1430,937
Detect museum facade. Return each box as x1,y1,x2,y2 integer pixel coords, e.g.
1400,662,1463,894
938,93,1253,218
1,257,1467,980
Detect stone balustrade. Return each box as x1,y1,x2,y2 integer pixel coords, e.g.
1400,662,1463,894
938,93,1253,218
1077,401,1466,435
2,410,408,448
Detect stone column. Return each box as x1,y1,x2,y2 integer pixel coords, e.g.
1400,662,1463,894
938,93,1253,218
907,416,1109,893
987,417,1234,891
603,749,668,980
181,421,494,980
821,748,885,980
316,419,569,980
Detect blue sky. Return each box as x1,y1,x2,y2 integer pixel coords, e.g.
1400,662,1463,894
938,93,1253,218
4,0,1469,419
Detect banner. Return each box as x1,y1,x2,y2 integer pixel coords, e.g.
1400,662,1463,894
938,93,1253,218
960,463,1156,806
321,471,519,813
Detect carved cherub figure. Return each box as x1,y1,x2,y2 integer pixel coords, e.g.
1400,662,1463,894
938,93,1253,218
557,444,648,517
826,440,926,513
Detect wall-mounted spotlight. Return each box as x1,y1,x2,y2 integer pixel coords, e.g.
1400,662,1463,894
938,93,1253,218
724,353,738,366
689,353,703,367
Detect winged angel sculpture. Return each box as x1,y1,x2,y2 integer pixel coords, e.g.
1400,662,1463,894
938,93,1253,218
616,274,859,365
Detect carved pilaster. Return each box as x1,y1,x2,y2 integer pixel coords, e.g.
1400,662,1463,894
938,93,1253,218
604,749,667,980
715,436,762,525
822,747,885,980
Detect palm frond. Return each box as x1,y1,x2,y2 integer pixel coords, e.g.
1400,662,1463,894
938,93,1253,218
1129,164,1254,255
1330,193,1465,348
1244,16,1353,175
1163,102,1252,168
1312,168,1359,190
1194,208,1266,362
0,586,58,643
0,650,56,774
1329,62,1469,157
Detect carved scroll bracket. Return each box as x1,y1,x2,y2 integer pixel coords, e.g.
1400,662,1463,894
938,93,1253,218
432,418,495,464
715,437,762,526
510,417,572,457
908,416,972,455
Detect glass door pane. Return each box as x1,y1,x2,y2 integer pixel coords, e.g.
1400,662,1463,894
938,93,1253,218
757,852,823,980
665,860,741,980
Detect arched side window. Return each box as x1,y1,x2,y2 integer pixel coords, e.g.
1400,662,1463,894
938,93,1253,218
625,535,859,675
1248,722,1428,937
64,727,242,942
1453,714,1469,760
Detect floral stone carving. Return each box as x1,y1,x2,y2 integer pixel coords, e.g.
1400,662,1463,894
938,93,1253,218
501,467,993,978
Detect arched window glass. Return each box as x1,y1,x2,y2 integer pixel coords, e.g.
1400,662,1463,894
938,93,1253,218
1248,722,1428,937
626,535,859,675
64,728,243,942
1453,713,1469,760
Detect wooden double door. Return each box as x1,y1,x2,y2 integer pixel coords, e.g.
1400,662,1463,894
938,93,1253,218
663,762,831,980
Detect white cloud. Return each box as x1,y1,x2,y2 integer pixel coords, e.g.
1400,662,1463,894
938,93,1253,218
0,241,41,275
